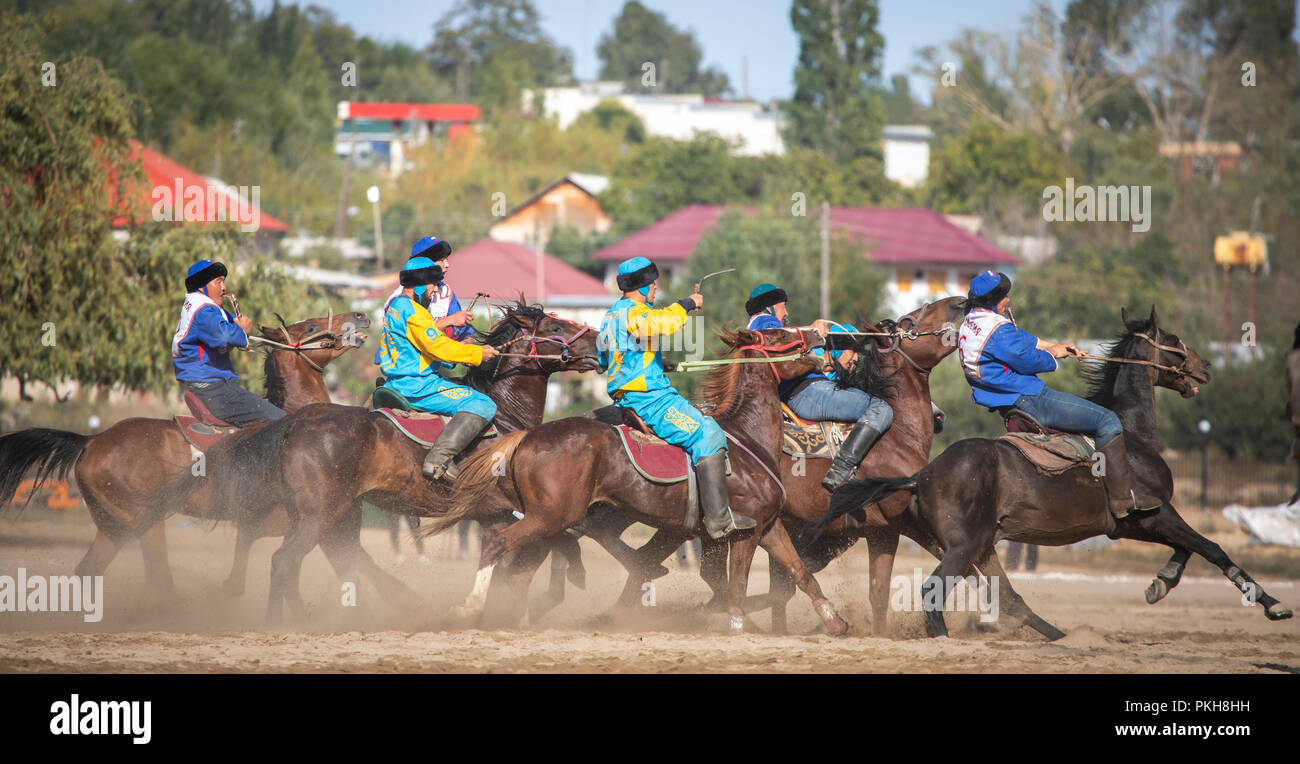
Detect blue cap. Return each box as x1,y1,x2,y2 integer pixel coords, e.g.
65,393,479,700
618,256,653,275
410,236,452,261
829,323,858,362
969,270,1004,297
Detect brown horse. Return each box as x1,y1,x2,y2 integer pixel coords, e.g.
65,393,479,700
537,296,966,635
830,308,1294,638
170,302,602,621
431,327,852,634
0,311,371,595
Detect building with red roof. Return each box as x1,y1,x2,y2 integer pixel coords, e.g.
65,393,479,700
110,139,289,235
592,204,1020,314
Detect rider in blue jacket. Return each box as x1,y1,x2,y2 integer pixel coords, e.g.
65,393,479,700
957,270,1160,517
172,260,285,426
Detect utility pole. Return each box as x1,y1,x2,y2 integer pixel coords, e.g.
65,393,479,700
335,77,361,239
820,201,830,318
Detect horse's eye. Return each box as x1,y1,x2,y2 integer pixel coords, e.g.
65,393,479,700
306,325,315,333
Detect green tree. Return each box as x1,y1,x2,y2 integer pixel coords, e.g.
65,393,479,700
596,1,730,96
785,0,885,165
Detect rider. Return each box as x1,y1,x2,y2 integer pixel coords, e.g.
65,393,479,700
745,283,894,493
958,270,1161,517
598,257,755,540
173,259,286,426
378,257,500,483
375,235,475,370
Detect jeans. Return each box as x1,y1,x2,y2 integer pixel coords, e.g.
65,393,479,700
1012,386,1123,447
787,378,894,431
186,380,286,426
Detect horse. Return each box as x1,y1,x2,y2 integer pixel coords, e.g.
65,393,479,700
169,301,602,621
531,296,967,636
431,327,852,635
0,311,374,596
828,307,1294,638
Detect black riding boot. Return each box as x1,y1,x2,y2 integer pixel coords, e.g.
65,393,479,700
822,420,886,493
697,452,756,540
422,412,490,484
1099,437,1162,518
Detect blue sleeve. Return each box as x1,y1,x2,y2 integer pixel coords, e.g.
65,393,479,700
191,305,248,350
749,314,783,330
985,324,1057,375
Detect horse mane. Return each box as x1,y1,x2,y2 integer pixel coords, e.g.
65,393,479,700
696,329,749,419
463,299,547,392
1083,319,1150,407
262,349,288,407
834,322,898,401
1293,320,1300,350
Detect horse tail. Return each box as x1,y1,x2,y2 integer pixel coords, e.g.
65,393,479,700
0,428,89,508
423,430,529,537
804,474,919,545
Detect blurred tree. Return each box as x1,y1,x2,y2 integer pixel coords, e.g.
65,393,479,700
596,1,731,96
785,0,885,165
571,99,646,145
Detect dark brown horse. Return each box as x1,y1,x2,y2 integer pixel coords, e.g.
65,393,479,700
829,307,1294,638
172,302,602,621
431,327,852,635
0,311,372,595
536,296,967,635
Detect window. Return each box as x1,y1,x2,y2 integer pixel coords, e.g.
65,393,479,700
896,268,912,293
928,270,947,293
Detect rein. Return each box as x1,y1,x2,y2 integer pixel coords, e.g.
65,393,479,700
676,334,810,378
489,311,596,376
1071,332,1193,377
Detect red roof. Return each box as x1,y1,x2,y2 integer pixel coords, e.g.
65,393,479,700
341,102,480,122
370,239,610,303
111,140,288,232
593,204,1019,266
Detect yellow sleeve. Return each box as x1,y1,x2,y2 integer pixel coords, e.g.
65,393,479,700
626,302,689,340
406,305,484,366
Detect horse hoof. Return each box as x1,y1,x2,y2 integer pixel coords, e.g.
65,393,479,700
1265,603,1293,621
814,598,849,637
728,614,745,635
1145,577,1169,605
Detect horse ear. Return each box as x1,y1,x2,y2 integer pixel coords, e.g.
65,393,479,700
1148,305,1158,327
1120,307,1132,326
258,325,274,338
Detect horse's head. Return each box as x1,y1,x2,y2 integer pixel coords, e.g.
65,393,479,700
490,301,601,374
1121,306,1211,398
878,295,967,372
259,310,371,370
723,326,825,381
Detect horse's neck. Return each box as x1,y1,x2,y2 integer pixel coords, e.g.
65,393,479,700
889,364,933,447
266,352,329,412
716,365,784,462
1108,363,1158,447
486,366,549,432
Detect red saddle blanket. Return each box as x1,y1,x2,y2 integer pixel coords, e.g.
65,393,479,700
173,415,240,451
614,425,730,484
375,408,498,448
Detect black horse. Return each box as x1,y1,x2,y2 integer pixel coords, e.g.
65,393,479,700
828,307,1293,638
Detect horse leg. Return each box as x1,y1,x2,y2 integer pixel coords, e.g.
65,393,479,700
699,537,729,610
724,532,762,635
613,530,687,609
757,519,847,636
75,529,120,578
530,537,578,622
222,521,257,597
973,545,1065,641
766,563,796,634
319,508,363,602
1144,548,1191,605
1132,508,1293,620
267,513,328,624
920,540,981,639
137,522,176,598
484,542,551,628
452,513,564,619
863,526,900,637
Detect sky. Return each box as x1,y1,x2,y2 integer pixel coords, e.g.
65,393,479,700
253,0,1066,102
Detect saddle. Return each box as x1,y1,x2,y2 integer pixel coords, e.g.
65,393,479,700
780,404,851,459
174,391,240,452
997,408,1096,476
370,386,497,448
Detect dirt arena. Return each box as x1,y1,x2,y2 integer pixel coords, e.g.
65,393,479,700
1,513,1297,673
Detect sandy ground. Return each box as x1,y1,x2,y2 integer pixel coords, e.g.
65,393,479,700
1,513,1297,673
